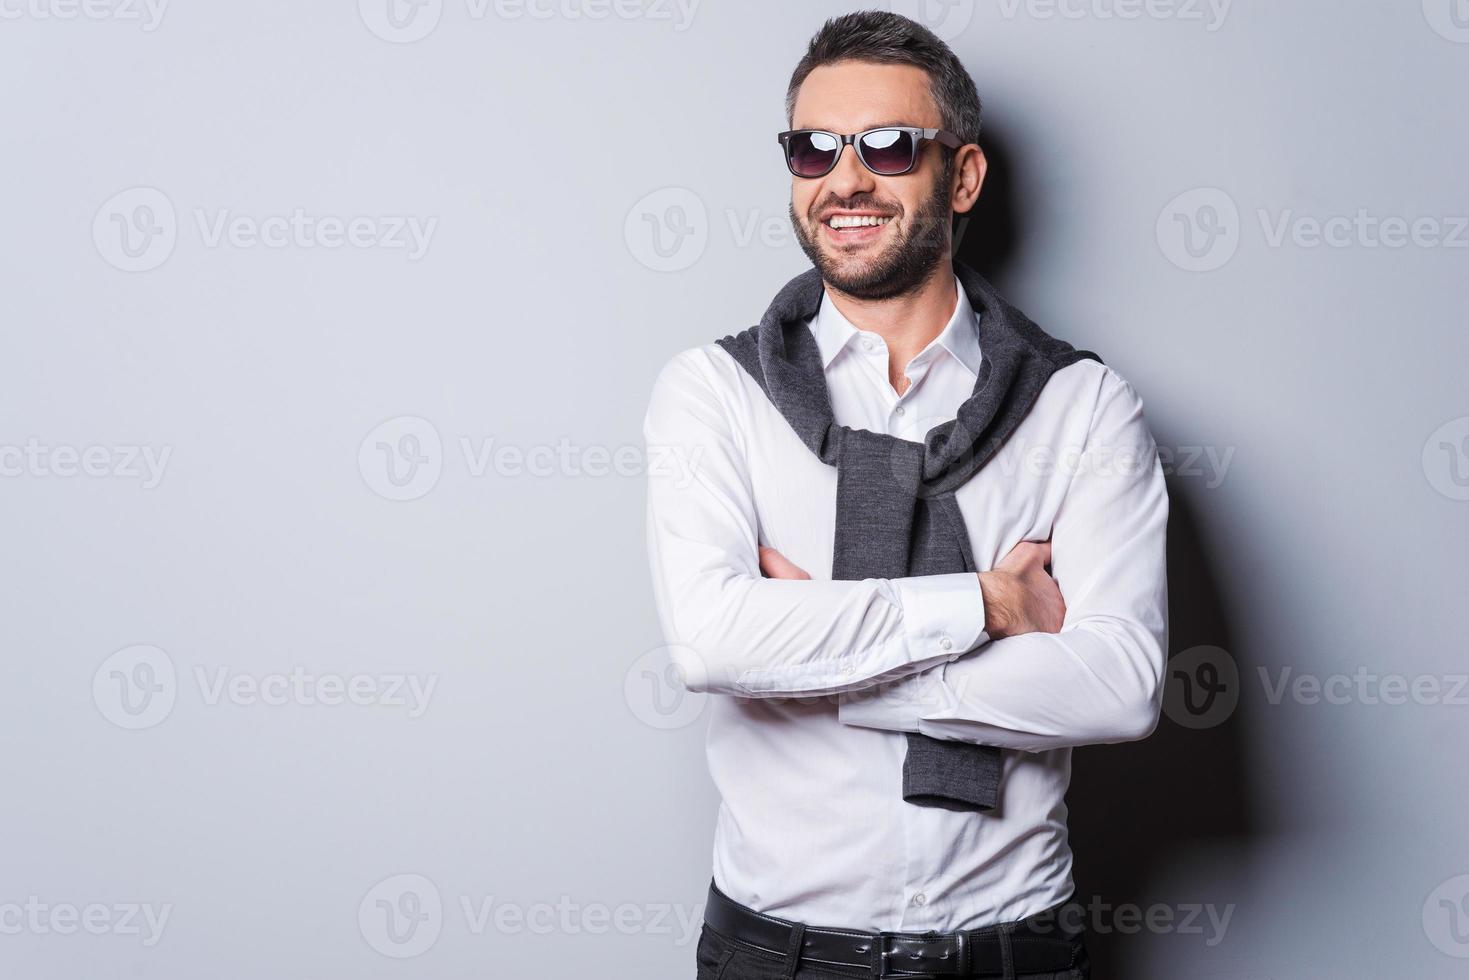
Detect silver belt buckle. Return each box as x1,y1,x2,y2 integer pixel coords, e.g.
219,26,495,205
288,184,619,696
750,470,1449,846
877,930,951,978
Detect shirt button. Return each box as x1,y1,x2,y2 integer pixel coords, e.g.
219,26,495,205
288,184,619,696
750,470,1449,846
912,893,927,906
840,663,855,675
939,636,953,651
894,405,905,416
861,338,875,351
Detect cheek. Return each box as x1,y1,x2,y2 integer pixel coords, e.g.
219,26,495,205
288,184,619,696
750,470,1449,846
792,182,823,219
883,177,924,215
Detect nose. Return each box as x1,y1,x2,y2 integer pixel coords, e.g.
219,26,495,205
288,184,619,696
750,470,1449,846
822,138,877,201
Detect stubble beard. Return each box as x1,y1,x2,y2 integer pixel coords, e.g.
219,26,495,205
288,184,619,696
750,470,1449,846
790,162,955,302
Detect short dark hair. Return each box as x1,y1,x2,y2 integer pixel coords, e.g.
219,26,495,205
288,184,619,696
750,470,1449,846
785,10,983,148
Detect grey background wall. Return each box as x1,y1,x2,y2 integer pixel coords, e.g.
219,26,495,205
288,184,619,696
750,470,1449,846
2,1,1466,977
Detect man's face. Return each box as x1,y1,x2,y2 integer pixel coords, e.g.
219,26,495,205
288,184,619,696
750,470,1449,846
787,60,957,301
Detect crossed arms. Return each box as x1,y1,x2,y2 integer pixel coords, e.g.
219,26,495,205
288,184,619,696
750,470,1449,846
642,350,1169,754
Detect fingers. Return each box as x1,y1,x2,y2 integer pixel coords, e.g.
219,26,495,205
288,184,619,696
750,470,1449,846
1001,538,1051,573
758,546,811,580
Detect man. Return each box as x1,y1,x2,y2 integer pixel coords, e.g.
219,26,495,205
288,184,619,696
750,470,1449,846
643,11,1168,979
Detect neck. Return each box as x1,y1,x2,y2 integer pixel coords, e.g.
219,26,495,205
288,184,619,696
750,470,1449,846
822,257,957,394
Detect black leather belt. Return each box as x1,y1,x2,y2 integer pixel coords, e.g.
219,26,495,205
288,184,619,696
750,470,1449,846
702,878,1085,978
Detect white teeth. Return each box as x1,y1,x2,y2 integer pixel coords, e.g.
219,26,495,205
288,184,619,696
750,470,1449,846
827,214,892,229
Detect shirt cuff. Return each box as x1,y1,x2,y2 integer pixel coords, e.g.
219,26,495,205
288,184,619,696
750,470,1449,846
838,573,989,732
894,571,989,665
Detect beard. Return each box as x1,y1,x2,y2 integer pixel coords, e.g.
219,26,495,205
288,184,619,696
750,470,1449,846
790,160,954,302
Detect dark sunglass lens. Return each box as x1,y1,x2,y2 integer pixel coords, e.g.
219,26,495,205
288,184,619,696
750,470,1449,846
858,129,916,174
788,131,840,176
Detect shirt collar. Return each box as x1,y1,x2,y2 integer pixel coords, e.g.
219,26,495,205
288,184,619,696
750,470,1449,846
807,273,984,376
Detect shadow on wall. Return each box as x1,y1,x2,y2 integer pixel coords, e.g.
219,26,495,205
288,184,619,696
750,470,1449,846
956,128,1260,980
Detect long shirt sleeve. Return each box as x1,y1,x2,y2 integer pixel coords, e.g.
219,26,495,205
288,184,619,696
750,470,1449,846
643,348,989,698
837,370,1170,750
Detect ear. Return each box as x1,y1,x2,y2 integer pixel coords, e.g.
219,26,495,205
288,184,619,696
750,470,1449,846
951,145,987,215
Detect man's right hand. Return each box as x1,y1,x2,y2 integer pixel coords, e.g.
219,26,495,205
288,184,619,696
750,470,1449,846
978,539,1066,639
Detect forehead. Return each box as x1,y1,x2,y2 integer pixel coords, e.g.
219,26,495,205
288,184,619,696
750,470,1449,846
791,60,940,132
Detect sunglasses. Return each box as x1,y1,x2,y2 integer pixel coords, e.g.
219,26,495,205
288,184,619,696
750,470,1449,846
776,126,963,178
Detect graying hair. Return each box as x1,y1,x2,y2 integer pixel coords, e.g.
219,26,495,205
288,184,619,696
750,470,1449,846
785,10,983,148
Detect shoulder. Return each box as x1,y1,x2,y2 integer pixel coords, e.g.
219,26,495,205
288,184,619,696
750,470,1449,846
1049,356,1146,410
1044,357,1155,446
643,341,754,437
647,341,747,403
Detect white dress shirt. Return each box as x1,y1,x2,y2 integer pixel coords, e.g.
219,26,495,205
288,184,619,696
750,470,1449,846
642,273,1169,932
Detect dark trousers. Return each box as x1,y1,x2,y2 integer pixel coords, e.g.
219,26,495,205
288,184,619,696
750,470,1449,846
694,898,1092,980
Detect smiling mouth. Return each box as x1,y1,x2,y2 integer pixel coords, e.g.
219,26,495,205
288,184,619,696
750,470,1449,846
825,214,894,229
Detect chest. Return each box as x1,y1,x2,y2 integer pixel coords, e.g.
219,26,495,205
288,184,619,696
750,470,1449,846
737,366,1091,578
